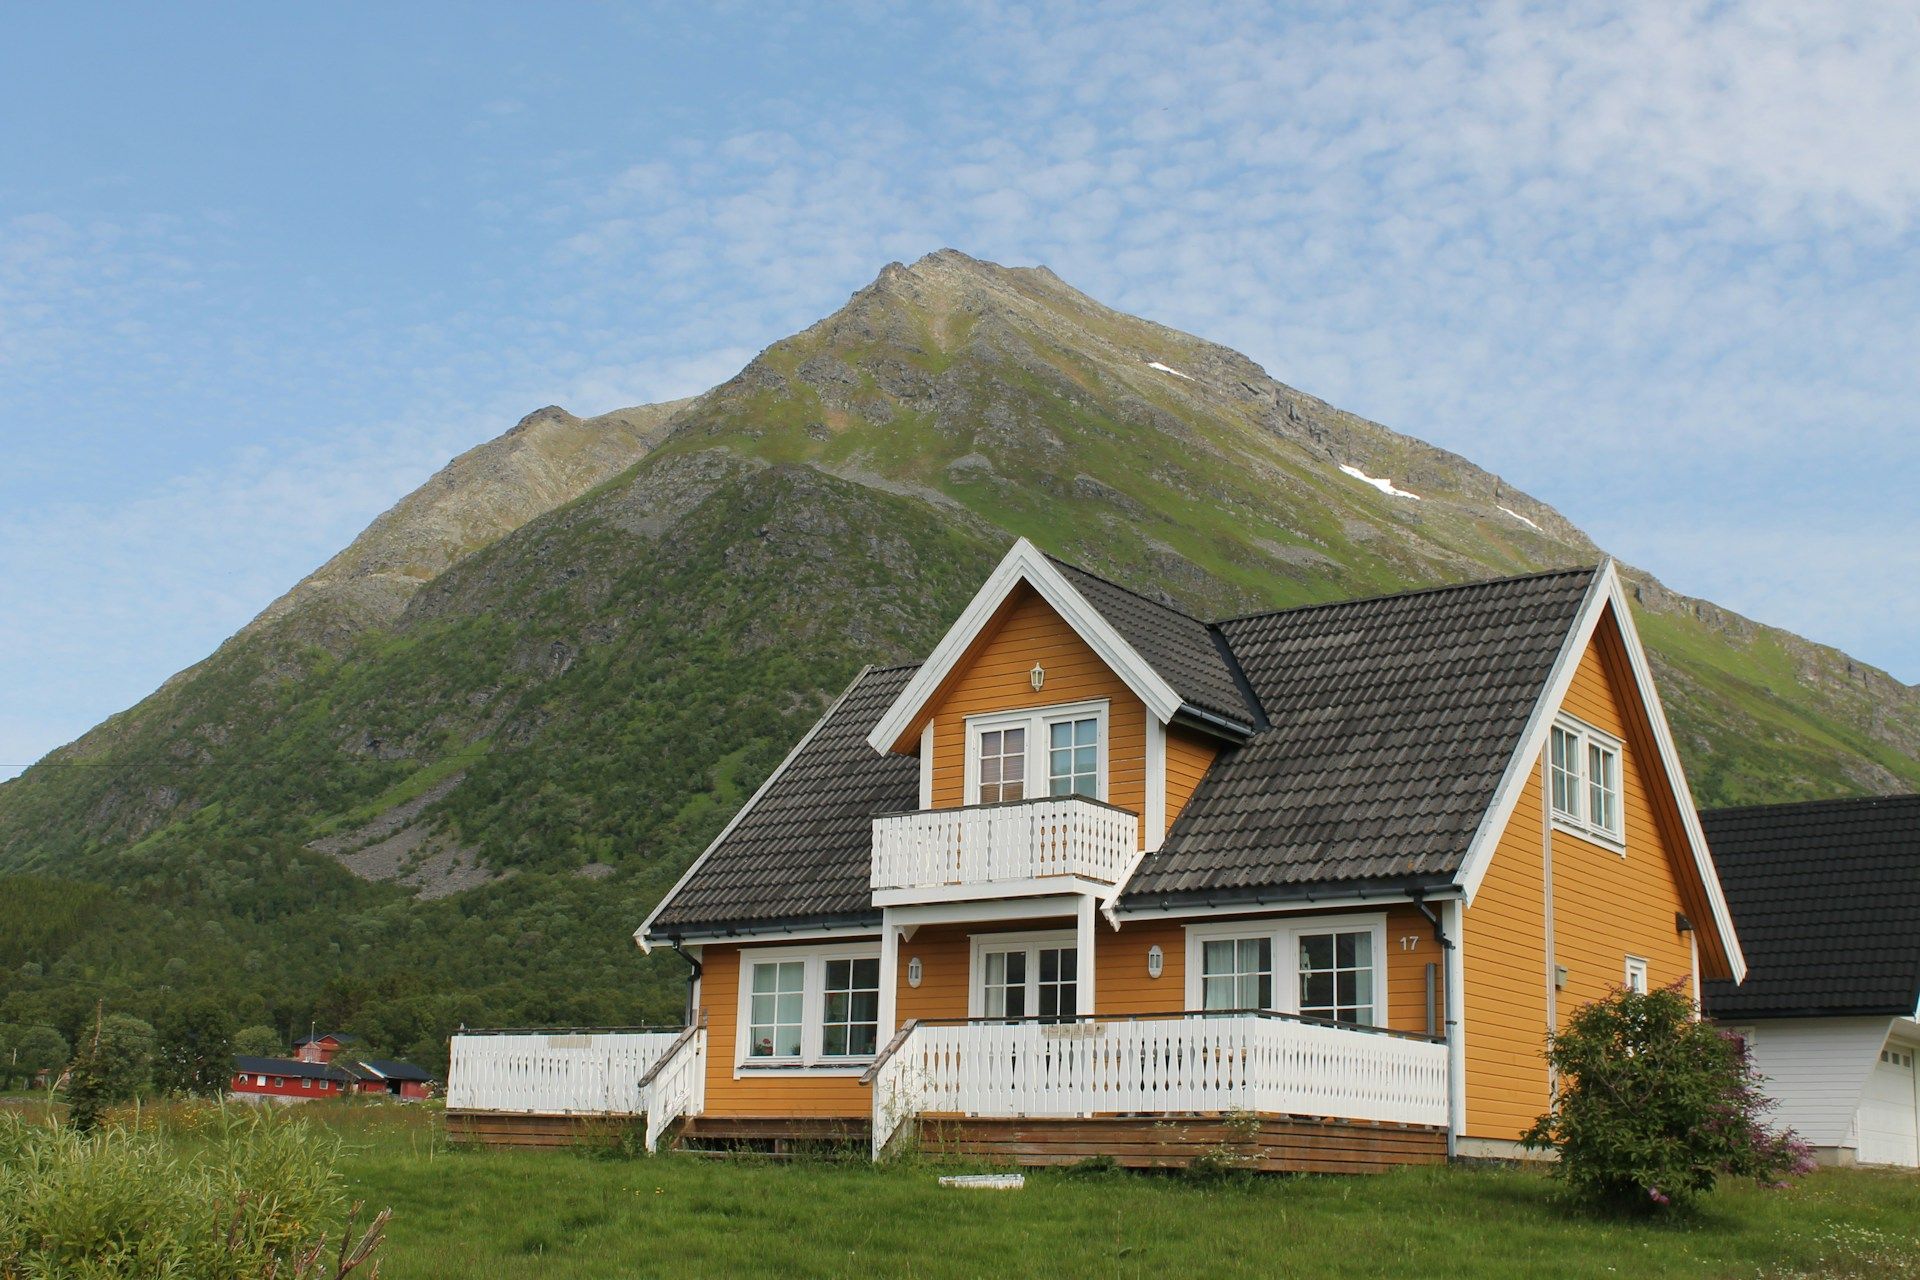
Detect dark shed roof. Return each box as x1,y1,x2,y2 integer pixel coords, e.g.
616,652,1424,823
1701,794,1920,1020
346,1059,436,1083
646,665,919,938
1120,567,1597,906
1048,558,1255,732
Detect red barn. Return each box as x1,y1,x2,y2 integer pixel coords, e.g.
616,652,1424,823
230,1055,351,1102
292,1031,359,1065
341,1058,435,1100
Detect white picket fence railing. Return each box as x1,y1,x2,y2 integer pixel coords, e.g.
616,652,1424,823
871,796,1138,895
638,1026,707,1153
445,1031,682,1115
868,1013,1448,1157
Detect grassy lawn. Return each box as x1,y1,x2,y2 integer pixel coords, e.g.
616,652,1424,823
314,1110,1920,1280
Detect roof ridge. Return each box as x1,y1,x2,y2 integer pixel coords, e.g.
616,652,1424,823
1704,792,1920,818
1213,564,1601,626
1044,553,1211,624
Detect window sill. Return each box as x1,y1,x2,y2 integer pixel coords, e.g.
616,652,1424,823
1550,814,1626,855
733,1060,874,1078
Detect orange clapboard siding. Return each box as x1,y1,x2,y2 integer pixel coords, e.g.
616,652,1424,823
698,944,869,1118
1462,605,1702,1142
1165,727,1218,836
924,586,1149,841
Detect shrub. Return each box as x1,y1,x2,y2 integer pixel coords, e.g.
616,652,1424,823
1523,985,1813,1210
0,1105,388,1277
65,1011,157,1131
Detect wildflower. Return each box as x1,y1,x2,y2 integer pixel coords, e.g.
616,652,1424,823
1648,1187,1670,1206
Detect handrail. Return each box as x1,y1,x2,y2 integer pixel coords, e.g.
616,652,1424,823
873,794,1139,820
859,1019,920,1085
454,1024,684,1037
874,1008,1445,1045
636,1016,705,1089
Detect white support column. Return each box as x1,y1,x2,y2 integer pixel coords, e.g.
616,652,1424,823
1076,894,1097,1015
878,908,900,1042
1443,897,1467,1158
1144,718,1167,850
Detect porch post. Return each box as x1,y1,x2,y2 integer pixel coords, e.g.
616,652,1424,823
878,907,899,1043
1076,894,1097,1015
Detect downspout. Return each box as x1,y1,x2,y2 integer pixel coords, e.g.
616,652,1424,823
1413,888,1464,1161
671,945,704,1028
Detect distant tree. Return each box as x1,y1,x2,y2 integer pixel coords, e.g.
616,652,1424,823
1524,985,1814,1210
232,1025,284,1057
65,1008,156,1130
10,1025,69,1089
154,997,234,1095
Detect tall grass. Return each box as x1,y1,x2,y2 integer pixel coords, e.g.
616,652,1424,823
0,1102,387,1279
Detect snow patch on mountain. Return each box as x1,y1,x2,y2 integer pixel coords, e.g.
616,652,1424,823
1338,464,1421,500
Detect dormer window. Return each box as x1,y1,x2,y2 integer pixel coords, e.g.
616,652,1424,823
966,701,1108,806
1549,715,1624,847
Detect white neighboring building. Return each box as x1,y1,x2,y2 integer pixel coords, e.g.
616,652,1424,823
1704,795,1920,1168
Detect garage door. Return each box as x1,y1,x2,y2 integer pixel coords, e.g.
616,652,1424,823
1857,1045,1918,1167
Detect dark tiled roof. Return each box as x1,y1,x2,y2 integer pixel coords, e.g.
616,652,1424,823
1049,558,1255,732
1120,568,1598,905
234,1055,349,1082
1701,794,1920,1020
346,1058,436,1083
647,665,919,938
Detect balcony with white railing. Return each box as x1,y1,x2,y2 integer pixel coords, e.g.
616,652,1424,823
870,795,1139,906
863,1010,1450,1158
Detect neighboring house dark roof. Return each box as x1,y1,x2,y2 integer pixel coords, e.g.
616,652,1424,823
292,1031,356,1047
344,1059,436,1083
647,563,1609,938
646,664,920,938
1048,558,1256,732
234,1055,349,1082
1121,567,1597,907
1701,794,1920,1020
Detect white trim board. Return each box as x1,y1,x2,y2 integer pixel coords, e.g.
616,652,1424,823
865,538,1183,755
636,667,876,952
1451,562,1745,982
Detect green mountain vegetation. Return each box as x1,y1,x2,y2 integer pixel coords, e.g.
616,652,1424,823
2,250,1915,1072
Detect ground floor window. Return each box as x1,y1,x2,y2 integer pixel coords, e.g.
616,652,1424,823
1187,915,1387,1027
971,932,1078,1021
735,942,883,1070
1624,955,1649,994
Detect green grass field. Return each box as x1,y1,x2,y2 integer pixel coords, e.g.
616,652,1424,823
303,1109,1920,1280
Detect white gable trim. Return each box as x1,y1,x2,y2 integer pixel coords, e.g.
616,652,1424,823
1453,562,1746,982
865,539,1183,755
635,667,874,952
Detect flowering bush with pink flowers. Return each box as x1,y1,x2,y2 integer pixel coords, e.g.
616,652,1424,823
1523,985,1815,1211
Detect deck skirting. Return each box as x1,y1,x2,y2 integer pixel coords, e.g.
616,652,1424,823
916,1113,1447,1174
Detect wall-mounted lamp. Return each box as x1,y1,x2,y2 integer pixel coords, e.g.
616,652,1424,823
907,956,923,988
1146,944,1164,979
1029,662,1045,691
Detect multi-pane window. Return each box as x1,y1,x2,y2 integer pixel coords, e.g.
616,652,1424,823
747,960,806,1059
977,940,1078,1021
821,958,881,1057
1298,930,1375,1025
1047,717,1099,797
978,726,1027,803
1548,716,1624,843
1201,937,1273,1011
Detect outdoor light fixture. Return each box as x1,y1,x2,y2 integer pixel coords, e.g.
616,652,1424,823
1029,662,1045,691
1146,944,1164,979
907,956,923,988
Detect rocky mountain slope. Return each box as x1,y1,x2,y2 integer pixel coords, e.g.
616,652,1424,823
1,250,1913,1052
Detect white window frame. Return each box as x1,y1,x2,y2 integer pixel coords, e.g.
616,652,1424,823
962,700,1109,807
1624,955,1649,994
1183,914,1390,1028
733,940,883,1076
1548,714,1626,851
967,929,1081,1019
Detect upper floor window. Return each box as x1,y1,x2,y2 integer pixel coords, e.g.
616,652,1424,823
1624,955,1649,994
966,701,1107,806
1548,715,1624,847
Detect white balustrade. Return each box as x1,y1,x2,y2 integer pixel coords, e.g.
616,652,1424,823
638,1027,707,1154
445,1031,682,1115
867,1014,1448,1154
871,796,1138,896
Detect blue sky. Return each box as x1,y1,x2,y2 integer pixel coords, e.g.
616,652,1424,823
3,1,1917,779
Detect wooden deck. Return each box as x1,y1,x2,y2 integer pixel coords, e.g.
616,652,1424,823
915,1113,1447,1174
